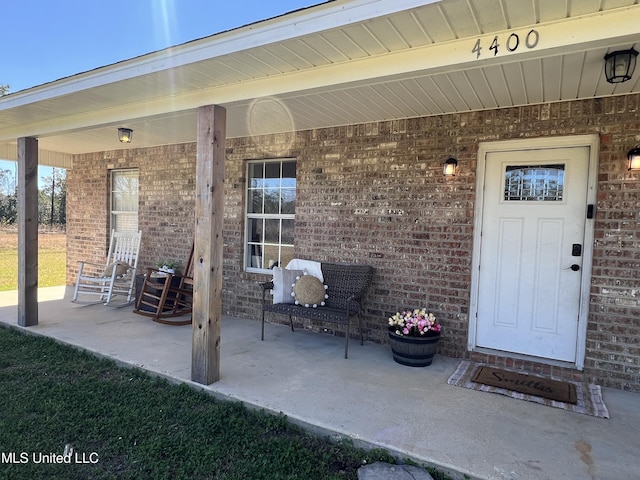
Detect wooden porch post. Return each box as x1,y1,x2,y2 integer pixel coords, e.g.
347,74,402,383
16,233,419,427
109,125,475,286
192,105,226,385
17,137,39,327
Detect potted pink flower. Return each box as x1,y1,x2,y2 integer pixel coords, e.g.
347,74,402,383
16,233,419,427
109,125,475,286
387,308,442,367
388,308,441,337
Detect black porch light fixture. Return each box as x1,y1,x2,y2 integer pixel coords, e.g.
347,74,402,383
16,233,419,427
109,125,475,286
443,157,458,177
627,145,640,171
604,48,638,84
117,127,133,143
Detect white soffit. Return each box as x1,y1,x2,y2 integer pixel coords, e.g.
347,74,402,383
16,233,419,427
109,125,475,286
0,0,638,159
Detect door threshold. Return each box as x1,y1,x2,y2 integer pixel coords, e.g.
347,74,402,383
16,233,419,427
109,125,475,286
472,347,581,371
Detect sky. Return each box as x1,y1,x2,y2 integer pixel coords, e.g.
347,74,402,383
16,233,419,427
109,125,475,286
3,0,323,93
0,0,323,184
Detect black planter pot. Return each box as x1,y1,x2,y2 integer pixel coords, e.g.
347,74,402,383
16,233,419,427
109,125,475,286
388,327,440,367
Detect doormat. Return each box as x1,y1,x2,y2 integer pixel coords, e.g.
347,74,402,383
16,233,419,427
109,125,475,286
447,361,609,418
471,365,577,404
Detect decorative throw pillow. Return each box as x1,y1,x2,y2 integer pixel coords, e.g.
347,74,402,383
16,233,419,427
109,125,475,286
292,274,328,308
272,267,304,304
103,261,129,278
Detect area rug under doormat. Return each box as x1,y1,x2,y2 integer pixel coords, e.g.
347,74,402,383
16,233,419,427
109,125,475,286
447,361,609,418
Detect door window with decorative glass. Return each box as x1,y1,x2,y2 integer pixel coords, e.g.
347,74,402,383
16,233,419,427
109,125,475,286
245,159,296,271
110,169,139,234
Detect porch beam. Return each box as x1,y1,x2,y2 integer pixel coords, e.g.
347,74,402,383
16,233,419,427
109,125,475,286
17,137,39,327
191,104,226,385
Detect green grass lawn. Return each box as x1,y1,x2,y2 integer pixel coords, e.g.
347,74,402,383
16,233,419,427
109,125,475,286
0,231,67,291
0,326,451,480
0,230,453,479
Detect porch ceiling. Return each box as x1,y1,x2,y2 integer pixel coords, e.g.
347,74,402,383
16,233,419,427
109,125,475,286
0,0,638,166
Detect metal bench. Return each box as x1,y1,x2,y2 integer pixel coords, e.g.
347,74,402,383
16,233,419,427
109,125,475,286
260,262,374,358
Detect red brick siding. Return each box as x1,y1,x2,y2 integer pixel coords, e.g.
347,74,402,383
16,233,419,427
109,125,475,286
67,94,640,392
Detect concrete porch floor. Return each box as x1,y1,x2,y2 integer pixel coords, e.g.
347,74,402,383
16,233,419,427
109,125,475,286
1,287,638,480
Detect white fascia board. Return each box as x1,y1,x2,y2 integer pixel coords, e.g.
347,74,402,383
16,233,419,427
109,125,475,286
0,0,441,110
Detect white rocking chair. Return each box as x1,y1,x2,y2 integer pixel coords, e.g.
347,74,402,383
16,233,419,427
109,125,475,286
72,230,142,307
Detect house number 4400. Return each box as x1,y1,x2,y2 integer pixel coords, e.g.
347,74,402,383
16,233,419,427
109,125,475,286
472,29,539,59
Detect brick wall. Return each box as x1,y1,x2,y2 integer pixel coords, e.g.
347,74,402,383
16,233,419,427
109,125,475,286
67,145,196,280
67,94,640,392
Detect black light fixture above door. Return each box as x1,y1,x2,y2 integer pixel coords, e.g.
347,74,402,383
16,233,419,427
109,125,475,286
604,48,638,84
117,127,133,143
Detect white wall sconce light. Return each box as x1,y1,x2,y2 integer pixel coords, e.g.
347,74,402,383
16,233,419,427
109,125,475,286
117,127,133,143
604,48,638,84
627,145,640,171
443,157,458,177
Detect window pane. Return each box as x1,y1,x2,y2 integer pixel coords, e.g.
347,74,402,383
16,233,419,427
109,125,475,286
248,189,263,214
280,246,295,269
504,164,565,201
263,244,280,269
264,163,280,188
249,244,263,269
263,188,280,214
281,189,296,214
281,219,294,244
249,163,264,188
112,191,138,211
282,161,296,187
265,162,280,178
247,218,263,244
264,219,280,243
113,213,138,233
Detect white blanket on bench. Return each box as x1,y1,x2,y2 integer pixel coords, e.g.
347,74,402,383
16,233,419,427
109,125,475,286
285,258,323,281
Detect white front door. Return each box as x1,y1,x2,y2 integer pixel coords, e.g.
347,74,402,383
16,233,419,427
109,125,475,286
474,145,592,363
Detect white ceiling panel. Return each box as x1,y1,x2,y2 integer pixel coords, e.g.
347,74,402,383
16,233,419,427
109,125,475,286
432,73,473,110
395,78,443,114
499,62,528,105
462,68,498,109
560,53,586,99
602,0,639,7
541,56,563,101
1,0,639,161
410,6,455,43
480,65,513,107
446,71,485,110
414,75,456,112
439,0,482,38
578,50,607,98
502,0,537,27
305,33,353,62
536,0,569,22
469,0,510,32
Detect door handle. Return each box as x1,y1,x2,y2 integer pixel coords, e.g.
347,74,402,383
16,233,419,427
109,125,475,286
568,264,580,272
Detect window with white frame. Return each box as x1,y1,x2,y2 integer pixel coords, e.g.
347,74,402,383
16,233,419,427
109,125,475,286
110,169,139,234
245,159,296,272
